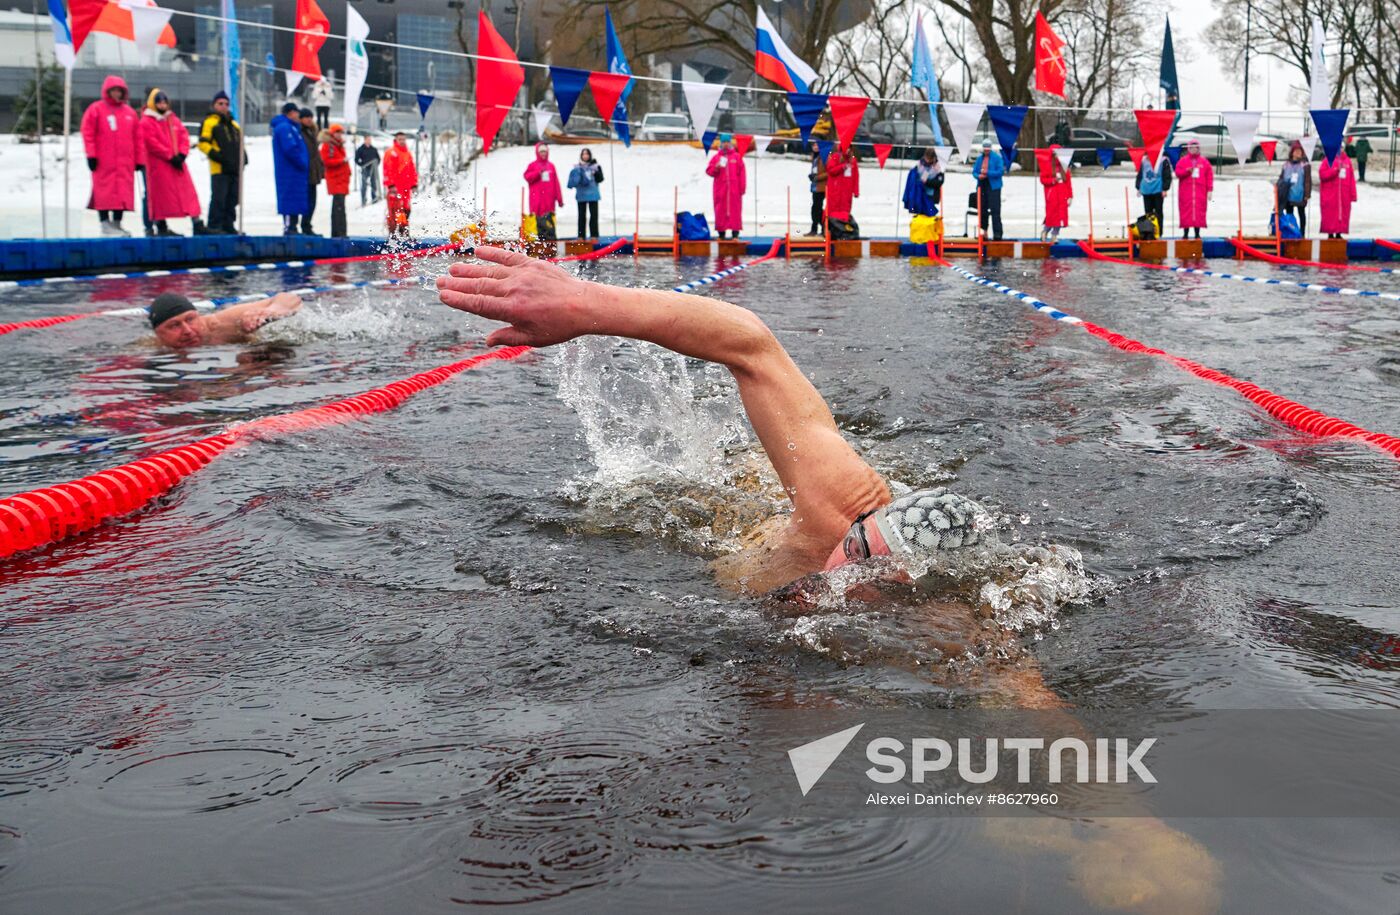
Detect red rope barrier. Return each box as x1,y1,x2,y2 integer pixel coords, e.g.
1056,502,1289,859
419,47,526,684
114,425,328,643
1230,237,1387,273
0,346,531,559
551,238,629,263
1375,239,1400,255
0,312,103,336
313,241,464,265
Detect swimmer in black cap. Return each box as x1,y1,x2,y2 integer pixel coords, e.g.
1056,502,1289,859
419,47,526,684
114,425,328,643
149,290,302,349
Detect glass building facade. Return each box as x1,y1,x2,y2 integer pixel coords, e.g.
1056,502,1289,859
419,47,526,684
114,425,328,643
396,14,465,95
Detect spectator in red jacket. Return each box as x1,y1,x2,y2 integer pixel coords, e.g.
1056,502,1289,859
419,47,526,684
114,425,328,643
138,88,206,236
80,74,144,236
319,124,351,238
382,132,418,239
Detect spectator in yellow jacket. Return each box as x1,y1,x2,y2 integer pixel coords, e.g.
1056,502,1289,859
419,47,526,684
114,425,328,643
197,91,244,234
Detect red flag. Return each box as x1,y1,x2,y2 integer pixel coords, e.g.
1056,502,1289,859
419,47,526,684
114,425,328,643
1259,140,1277,161
1034,12,1067,98
873,143,892,168
291,0,329,80
476,12,525,154
70,1,178,50
1134,109,1178,170
1127,146,1146,171
69,0,108,54
588,72,632,137
828,95,869,151
734,134,754,156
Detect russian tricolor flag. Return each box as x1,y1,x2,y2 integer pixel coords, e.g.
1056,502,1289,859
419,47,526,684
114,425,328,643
754,7,817,94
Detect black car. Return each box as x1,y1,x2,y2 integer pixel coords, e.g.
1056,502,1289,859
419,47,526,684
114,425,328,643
868,119,943,161
1044,127,1131,165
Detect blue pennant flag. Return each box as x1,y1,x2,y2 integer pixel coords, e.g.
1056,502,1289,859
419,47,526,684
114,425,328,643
222,0,241,120
987,105,1028,163
787,92,829,145
910,15,945,145
1310,108,1350,165
1096,147,1116,169
816,139,834,162
1160,16,1180,110
604,9,634,146
549,66,589,128
702,130,718,153
1164,145,1185,168
417,92,434,120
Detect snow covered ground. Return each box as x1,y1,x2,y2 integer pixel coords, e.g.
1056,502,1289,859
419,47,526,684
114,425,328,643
4,133,1400,242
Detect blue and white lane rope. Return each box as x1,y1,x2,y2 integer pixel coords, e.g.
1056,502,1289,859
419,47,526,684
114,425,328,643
1092,255,1400,302
0,260,320,290
944,264,1085,324
97,276,433,318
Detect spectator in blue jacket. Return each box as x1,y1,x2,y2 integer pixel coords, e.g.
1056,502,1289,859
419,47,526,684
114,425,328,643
971,139,1005,240
902,147,944,217
270,101,309,236
566,147,604,239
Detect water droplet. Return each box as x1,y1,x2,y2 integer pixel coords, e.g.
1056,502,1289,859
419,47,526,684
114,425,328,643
787,442,796,450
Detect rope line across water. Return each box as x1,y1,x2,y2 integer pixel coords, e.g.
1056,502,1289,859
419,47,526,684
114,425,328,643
1231,238,1399,274
0,241,783,560
941,261,1400,461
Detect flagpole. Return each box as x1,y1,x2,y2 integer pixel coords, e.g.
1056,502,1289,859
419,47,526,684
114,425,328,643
608,137,617,237
62,64,71,236
237,56,246,235
30,0,48,239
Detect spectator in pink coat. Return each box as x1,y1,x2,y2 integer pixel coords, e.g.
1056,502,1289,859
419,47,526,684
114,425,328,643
1318,151,1358,239
706,134,746,239
1174,139,1213,239
138,88,206,237
523,143,563,241
80,74,144,237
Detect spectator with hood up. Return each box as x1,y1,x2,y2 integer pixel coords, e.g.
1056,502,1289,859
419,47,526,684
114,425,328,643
138,88,206,236
80,75,143,237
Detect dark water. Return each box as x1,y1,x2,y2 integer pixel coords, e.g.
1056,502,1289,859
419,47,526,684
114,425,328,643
1,254,1399,913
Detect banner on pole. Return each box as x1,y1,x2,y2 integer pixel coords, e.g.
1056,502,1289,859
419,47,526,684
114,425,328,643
910,14,944,144
291,0,329,81
342,2,369,127
1309,19,1329,110
223,0,241,120
1034,12,1067,98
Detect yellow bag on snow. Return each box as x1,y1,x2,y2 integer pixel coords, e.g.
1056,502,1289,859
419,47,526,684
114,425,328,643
910,214,943,244
521,214,538,239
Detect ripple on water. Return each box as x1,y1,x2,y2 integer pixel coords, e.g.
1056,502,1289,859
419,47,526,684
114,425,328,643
0,743,72,790
324,743,501,824
97,747,308,816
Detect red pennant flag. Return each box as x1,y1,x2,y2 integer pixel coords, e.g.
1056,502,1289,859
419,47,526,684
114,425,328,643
291,0,330,80
1260,139,1277,161
733,134,754,156
1127,146,1146,171
1034,12,1067,98
1034,146,1053,174
828,95,869,151
476,12,525,154
1134,109,1178,169
69,0,178,50
588,72,633,138
68,0,107,54
873,143,892,168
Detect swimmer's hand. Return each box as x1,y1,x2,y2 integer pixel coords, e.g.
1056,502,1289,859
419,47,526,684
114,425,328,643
436,245,592,348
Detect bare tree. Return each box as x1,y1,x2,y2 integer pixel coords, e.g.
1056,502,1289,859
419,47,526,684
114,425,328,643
825,0,916,120
1204,0,1363,108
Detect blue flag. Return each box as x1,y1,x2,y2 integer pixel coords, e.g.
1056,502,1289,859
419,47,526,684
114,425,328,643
816,139,834,162
787,92,828,145
987,105,1028,163
549,66,589,128
1310,108,1350,165
1165,145,1184,168
222,0,240,120
1096,147,1116,169
1160,16,1180,110
264,52,276,75
702,130,718,153
910,15,945,145
604,9,633,146
417,92,435,120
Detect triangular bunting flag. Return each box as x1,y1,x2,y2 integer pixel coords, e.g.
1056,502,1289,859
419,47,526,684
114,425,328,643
1310,108,1349,165
475,11,525,154
986,104,1028,162
1135,109,1178,171
943,102,985,162
828,95,870,151
533,107,553,140
734,134,754,156
549,66,590,128
588,71,633,139
1260,139,1277,161
787,92,829,146
932,145,955,167
1127,146,1146,171
127,3,174,64
873,143,892,168
1164,146,1184,168
682,80,725,139
1095,147,1115,169
1222,110,1262,165
702,130,718,153
286,70,304,97
417,91,435,120
1054,147,1075,171
817,139,834,162
1297,134,1318,161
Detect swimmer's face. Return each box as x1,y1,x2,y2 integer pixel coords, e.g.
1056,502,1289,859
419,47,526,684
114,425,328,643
823,514,894,571
154,311,206,349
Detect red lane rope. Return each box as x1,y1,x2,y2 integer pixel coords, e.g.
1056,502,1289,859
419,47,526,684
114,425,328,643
1077,320,1400,457
0,346,531,559
1230,237,1390,273
1376,239,1400,255
0,312,103,336
1080,243,1174,272
551,238,629,262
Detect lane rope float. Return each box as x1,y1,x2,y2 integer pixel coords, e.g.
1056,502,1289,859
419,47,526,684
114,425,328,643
0,241,464,290
1230,238,1399,274
1080,243,1400,302
0,242,784,560
941,260,1400,461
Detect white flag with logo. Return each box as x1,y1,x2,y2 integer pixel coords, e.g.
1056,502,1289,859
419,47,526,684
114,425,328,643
681,80,725,139
1221,110,1262,164
943,102,985,162
342,3,370,126
1309,19,1329,110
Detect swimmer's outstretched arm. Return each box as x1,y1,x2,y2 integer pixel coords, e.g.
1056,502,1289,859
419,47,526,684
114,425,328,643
437,246,889,553
214,292,304,335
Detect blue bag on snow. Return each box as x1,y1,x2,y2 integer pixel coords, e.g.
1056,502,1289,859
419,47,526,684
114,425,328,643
676,211,711,241
1269,212,1301,239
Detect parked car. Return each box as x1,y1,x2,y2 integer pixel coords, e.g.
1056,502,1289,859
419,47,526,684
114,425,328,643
1344,123,1399,158
869,119,941,160
639,112,691,141
540,115,610,143
1169,123,1282,163
1042,127,1131,165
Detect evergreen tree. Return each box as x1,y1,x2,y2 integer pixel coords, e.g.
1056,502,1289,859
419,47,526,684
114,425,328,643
13,65,65,137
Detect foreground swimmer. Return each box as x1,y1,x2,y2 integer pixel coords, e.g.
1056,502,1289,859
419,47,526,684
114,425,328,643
149,291,303,349
437,246,982,595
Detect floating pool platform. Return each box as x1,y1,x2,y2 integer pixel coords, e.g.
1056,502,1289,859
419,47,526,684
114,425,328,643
3,234,1399,279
